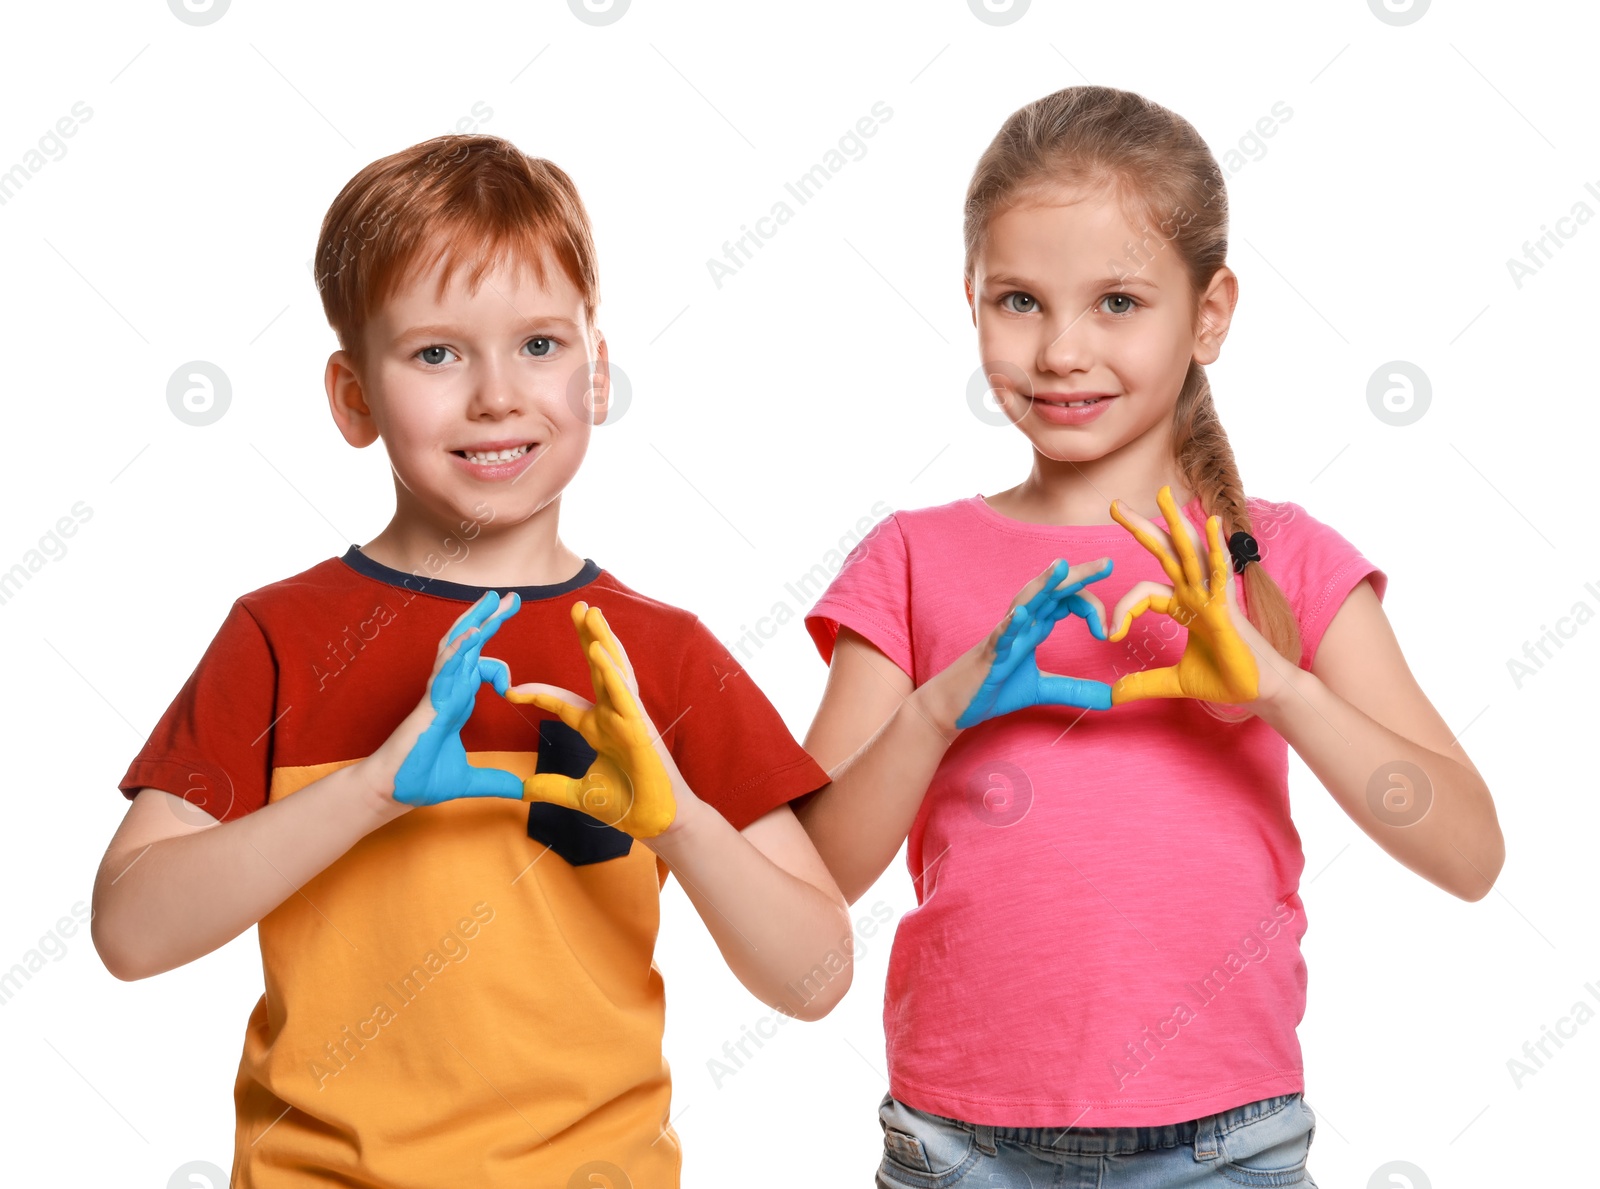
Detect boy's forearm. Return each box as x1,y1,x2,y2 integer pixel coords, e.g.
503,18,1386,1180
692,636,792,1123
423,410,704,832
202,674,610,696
794,686,957,905
95,761,408,981
648,795,853,1021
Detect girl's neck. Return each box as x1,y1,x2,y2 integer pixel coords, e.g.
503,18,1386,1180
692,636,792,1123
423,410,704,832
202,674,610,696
988,456,1192,527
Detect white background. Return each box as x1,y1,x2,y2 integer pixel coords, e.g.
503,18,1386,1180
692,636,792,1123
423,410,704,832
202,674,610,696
2,1,1594,1186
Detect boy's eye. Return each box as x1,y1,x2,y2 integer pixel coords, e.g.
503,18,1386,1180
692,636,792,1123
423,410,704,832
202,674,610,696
1001,293,1037,314
415,338,558,366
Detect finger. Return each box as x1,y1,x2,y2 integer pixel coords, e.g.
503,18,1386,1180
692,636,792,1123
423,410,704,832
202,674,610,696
478,656,511,697
1205,515,1235,613
505,681,595,712
475,591,521,646
1033,558,1079,620
991,602,1035,667
1056,556,1112,596
520,772,584,812
569,599,592,644
979,605,1022,667
1176,512,1234,619
1021,559,1070,615
1068,589,1108,640
431,624,479,689
1111,664,1185,703
1157,485,1204,590
584,605,638,691
443,591,501,653
567,600,610,693
590,637,646,722
505,684,595,720
1109,499,1184,587
1021,560,1080,638
1107,581,1178,641
440,593,491,652
463,763,526,800
1035,673,1113,711
531,694,595,739
1012,559,1068,615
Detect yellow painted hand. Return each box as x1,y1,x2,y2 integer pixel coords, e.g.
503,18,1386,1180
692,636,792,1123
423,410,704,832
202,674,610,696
503,601,678,838
1105,485,1260,705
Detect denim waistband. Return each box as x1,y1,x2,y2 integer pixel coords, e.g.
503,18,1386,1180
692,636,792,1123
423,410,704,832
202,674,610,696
941,1092,1301,1158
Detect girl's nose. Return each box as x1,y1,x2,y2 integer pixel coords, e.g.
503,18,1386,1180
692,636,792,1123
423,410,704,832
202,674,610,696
1037,314,1095,375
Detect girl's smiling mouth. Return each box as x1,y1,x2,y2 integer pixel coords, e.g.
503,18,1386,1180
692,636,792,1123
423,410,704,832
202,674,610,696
1026,393,1117,425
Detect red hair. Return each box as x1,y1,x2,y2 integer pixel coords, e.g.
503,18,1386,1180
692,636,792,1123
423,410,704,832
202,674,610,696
313,134,600,379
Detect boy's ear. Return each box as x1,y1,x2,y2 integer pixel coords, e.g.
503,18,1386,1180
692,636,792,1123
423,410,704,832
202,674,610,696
326,351,380,447
586,331,611,427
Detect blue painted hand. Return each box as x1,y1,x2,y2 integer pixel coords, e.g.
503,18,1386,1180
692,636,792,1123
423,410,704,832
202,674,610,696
392,591,526,806
953,557,1115,729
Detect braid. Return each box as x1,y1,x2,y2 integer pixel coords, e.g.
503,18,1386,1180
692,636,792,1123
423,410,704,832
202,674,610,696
1173,362,1302,722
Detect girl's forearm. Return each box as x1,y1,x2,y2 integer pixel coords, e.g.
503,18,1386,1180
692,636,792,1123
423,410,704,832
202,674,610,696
794,686,959,906
94,761,409,981
1258,667,1505,900
648,795,854,1020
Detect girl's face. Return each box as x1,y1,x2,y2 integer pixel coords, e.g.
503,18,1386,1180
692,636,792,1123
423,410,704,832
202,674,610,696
965,184,1234,466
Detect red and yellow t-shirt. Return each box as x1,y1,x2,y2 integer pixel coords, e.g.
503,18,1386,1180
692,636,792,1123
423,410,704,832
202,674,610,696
119,547,829,1188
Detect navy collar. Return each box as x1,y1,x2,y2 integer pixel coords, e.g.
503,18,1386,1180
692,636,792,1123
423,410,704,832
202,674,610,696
340,545,601,602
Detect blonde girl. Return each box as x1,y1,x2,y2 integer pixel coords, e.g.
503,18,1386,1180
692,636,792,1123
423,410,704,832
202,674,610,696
795,84,1504,1188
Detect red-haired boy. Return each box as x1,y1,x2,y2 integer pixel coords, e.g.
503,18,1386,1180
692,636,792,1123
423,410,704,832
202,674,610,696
92,134,850,1188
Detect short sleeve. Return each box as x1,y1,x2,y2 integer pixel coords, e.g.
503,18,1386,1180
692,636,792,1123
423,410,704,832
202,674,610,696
666,617,829,832
803,513,914,679
1254,501,1388,671
117,599,278,823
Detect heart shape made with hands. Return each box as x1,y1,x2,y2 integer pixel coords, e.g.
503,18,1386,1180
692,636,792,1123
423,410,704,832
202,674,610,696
1103,484,1261,706
953,484,1262,728
500,600,678,839
391,592,677,839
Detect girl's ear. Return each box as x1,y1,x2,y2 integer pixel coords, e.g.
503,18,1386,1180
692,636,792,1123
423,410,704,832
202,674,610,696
1192,267,1239,365
964,277,977,325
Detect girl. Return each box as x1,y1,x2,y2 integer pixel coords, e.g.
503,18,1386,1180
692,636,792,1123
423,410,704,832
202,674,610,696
795,85,1504,1188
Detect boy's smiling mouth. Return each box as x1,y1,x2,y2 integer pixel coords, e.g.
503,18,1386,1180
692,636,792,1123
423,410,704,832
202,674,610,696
449,440,540,478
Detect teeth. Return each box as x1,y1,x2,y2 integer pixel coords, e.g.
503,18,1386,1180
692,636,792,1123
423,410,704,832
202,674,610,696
462,445,532,464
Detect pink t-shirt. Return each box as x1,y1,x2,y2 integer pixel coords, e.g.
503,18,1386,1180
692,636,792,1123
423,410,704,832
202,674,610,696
804,493,1386,1127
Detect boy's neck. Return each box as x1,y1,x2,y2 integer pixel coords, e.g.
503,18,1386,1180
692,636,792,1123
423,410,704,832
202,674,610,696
359,517,587,589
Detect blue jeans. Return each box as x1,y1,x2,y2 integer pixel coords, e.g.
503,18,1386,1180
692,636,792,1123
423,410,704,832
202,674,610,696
875,1090,1319,1188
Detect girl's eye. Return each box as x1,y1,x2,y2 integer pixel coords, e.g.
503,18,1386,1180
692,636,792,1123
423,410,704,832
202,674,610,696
1102,293,1137,316
1001,293,1038,314
525,337,554,357
417,345,456,366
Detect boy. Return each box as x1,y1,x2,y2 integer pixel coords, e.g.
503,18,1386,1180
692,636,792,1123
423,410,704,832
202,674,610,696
92,133,851,1188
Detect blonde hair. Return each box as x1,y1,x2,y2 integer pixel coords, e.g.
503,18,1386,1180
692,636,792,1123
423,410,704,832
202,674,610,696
963,85,1301,718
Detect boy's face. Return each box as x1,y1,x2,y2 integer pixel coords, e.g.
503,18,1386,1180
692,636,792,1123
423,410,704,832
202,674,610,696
327,245,606,544
964,185,1235,466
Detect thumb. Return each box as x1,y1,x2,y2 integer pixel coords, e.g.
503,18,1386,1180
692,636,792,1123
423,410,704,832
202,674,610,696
478,656,511,697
